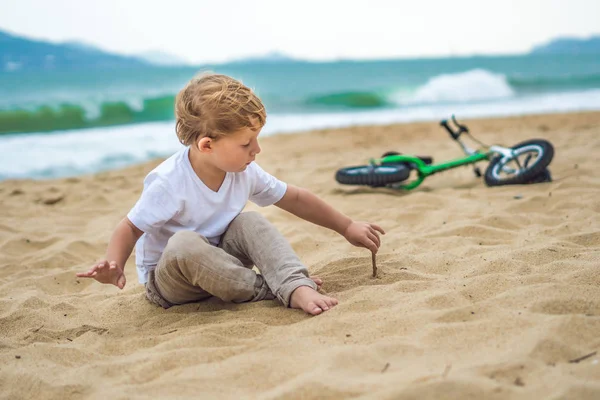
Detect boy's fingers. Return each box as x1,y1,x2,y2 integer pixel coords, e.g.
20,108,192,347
369,227,380,238
76,263,102,277
83,264,100,275
368,227,381,241
367,231,380,248
117,274,126,289
363,239,378,254
76,260,117,281
370,223,385,234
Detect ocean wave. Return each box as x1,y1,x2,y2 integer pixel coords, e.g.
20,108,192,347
305,70,518,109
305,92,391,108
3,68,600,135
0,95,176,134
3,89,600,181
0,121,182,179
394,69,515,105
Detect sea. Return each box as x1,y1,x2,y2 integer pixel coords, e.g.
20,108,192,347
1,54,599,180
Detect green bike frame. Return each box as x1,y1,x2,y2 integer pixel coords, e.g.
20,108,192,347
372,151,491,190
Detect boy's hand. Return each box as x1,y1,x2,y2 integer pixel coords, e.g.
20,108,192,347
76,260,126,289
343,221,385,254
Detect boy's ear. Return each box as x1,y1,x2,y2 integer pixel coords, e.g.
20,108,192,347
197,137,213,153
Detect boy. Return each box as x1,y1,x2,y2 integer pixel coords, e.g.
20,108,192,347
76,74,384,315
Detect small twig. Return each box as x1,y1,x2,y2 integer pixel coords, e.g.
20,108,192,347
381,362,390,373
32,324,44,333
372,252,377,278
569,351,597,363
443,364,452,378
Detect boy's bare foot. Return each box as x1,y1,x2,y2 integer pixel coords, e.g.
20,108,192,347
290,285,338,316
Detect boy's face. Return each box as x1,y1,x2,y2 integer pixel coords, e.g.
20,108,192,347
210,123,262,173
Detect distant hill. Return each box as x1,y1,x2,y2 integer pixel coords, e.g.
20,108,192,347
531,35,600,54
61,40,105,54
0,29,150,72
228,51,298,64
61,41,192,67
135,50,191,66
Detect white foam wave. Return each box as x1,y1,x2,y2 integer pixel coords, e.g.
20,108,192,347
394,69,515,105
0,122,183,179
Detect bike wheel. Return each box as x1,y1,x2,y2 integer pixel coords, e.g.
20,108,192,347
484,139,554,186
335,164,410,187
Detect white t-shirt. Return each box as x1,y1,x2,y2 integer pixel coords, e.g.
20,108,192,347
127,147,287,284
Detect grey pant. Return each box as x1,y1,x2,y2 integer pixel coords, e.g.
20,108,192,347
145,211,317,309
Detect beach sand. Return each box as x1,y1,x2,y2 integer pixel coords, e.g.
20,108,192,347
1,112,599,399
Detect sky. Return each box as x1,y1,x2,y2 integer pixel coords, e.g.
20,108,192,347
1,0,599,63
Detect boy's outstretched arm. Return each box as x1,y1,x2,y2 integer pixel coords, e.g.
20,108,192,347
275,184,385,253
76,218,143,289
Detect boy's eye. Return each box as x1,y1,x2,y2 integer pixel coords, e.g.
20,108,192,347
242,143,251,147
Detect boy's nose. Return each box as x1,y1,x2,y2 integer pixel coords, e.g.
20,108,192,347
253,143,261,155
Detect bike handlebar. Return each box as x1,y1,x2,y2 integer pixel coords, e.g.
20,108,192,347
440,114,469,140
452,115,469,133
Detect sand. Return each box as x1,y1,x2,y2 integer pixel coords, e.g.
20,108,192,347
1,112,599,399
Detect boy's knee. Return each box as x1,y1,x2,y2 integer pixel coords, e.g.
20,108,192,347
164,230,210,259
170,230,209,244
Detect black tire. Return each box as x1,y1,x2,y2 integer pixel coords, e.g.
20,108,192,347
381,151,401,158
484,139,554,186
335,164,411,187
526,168,552,184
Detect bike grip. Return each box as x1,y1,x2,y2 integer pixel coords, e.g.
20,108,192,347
440,120,458,139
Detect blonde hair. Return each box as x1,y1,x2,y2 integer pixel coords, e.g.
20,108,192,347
175,73,266,146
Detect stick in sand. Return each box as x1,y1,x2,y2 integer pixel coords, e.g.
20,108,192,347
372,251,377,278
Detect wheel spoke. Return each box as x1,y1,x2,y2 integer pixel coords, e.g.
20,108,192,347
513,153,523,173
